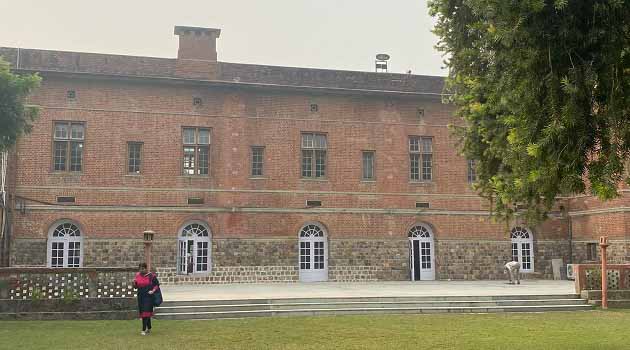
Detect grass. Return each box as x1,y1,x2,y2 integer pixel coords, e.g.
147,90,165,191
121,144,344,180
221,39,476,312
0,310,627,350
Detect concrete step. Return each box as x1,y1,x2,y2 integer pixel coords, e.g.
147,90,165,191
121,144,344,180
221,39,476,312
158,294,582,307
154,295,592,320
156,298,587,314
155,304,593,320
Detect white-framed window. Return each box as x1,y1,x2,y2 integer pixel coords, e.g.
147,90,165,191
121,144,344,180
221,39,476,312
362,151,375,180
53,121,85,172
511,226,534,272
301,133,327,178
127,142,143,174
251,146,264,177
409,136,432,181
47,221,84,267
183,127,210,175
177,221,212,274
467,159,477,183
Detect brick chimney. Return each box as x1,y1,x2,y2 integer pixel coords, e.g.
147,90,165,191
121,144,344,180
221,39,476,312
174,26,221,79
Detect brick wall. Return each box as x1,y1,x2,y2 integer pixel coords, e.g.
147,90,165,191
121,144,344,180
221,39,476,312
4,44,629,282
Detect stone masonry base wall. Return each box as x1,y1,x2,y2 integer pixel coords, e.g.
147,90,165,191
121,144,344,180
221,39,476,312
11,237,613,282
436,240,511,280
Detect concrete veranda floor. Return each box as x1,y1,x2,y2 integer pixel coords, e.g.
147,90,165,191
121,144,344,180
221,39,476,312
160,280,576,301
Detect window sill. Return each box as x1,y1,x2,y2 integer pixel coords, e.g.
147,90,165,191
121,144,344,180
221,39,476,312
176,272,211,277
49,171,83,175
125,174,143,177
300,178,329,182
249,177,267,180
409,181,433,185
360,179,377,183
178,175,210,179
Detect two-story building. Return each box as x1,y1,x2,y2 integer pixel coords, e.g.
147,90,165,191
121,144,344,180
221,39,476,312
0,26,627,283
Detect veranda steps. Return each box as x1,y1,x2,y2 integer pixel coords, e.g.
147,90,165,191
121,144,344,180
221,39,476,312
154,294,592,320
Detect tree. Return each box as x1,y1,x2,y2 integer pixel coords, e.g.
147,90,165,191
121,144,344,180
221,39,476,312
0,57,41,152
429,0,630,222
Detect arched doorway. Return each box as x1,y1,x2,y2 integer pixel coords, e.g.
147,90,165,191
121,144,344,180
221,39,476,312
510,226,534,272
47,220,84,268
408,224,435,281
298,223,328,282
177,222,211,275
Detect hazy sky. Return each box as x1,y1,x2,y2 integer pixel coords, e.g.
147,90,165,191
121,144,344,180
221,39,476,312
0,0,446,76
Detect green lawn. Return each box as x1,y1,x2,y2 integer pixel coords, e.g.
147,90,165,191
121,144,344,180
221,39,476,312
0,310,626,350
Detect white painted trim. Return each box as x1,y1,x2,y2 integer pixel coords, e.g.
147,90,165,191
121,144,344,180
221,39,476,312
16,185,483,199
23,204,494,216
568,207,630,217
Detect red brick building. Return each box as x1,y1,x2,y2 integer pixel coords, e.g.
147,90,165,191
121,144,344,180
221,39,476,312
0,26,627,283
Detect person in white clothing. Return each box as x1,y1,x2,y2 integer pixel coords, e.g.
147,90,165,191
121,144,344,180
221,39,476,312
504,261,521,284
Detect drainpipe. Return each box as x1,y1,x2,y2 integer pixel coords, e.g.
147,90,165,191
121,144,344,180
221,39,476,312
566,201,573,264
0,151,8,266
1,206,10,267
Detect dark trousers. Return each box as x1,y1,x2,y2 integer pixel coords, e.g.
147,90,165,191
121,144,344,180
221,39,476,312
142,317,152,331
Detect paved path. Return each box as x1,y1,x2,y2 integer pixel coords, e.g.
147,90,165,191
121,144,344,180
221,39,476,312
160,280,576,301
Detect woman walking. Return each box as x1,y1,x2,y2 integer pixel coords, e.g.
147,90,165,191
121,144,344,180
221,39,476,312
133,263,160,335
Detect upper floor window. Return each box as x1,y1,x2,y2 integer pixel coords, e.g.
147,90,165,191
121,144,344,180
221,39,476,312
127,142,143,174
409,136,432,181
183,128,210,175
362,151,375,180
301,133,327,178
251,146,264,177
467,159,477,183
53,121,84,172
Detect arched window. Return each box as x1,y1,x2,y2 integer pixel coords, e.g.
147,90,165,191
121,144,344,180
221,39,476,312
298,223,328,282
408,225,431,238
408,224,435,281
47,221,83,267
511,226,534,272
177,222,211,274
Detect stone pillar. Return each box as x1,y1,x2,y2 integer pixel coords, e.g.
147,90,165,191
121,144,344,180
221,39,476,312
600,236,609,309
143,231,155,272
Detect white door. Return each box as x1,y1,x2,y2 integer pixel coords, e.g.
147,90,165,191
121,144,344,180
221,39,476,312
195,240,209,273
299,223,328,282
408,225,435,281
177,239,187,274
511,226,534,272
48,222,83,268
178,222,211,275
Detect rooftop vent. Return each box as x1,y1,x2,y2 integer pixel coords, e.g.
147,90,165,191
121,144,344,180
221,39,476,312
375,54,390,73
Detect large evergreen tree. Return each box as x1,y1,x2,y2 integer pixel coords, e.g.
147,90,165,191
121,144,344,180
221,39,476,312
429,0,630,222
0,57,41,152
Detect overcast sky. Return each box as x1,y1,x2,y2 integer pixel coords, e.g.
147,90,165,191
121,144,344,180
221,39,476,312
0,0,446,76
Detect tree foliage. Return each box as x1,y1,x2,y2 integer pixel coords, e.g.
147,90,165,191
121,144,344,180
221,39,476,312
0,57,41,152
429,0,630,222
